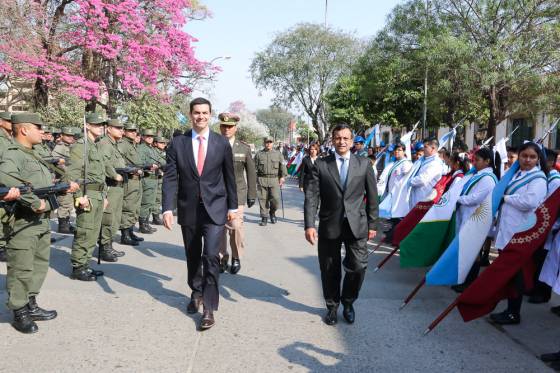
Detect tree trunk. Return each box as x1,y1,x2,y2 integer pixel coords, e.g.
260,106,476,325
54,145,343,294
311,116,323,143
486,85,498,145
32,73,49,110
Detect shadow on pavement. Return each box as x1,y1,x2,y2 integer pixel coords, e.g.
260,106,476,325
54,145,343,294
278,342,346,372
219,273,324,317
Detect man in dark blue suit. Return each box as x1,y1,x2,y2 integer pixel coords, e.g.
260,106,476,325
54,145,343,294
162,97,237,330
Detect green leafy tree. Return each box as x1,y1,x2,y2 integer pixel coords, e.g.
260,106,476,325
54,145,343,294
37,93,86,128
251,23,360,142
296,120,318,143
256,105,294,142
121,94,181,136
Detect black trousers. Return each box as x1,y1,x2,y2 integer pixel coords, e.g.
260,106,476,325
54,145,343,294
318,219,368,310
507,270,525,315
531,247,552,300
181,203,225,311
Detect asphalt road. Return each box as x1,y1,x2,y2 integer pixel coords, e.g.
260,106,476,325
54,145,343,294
0,179,557,372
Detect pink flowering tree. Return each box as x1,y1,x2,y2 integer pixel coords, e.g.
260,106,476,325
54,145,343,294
0,0,212,114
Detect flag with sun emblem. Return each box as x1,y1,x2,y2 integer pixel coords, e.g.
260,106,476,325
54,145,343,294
426,192,493,285
457,187,560,321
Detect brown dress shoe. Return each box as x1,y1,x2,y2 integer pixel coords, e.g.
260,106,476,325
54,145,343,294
186,297,202,314
200,310,215,330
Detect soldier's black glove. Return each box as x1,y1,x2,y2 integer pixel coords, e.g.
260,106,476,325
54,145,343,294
247,199,255,208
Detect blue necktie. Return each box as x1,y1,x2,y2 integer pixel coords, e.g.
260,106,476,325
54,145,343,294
339,157,348,188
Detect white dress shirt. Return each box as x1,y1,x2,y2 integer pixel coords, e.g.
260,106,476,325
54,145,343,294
334,151,351,174
456,167,496,232
192,127,209,165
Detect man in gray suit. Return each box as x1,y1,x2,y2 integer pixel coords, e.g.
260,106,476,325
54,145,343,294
304,124,379,326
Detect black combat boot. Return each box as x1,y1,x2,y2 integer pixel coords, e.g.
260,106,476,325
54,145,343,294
109,241,125,257
129,227,144,242
12,305,38,334
120,229,139,246
99,243,118,262
259,217,268,226
28,296,57,321
152,213,163,225
269,211,277,224
71,266,97,281
57,217,75,234
139,218,154,234
0,247,6,262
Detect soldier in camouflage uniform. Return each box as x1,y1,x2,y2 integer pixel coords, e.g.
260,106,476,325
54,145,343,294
118,123,145,245
0,113,78,333
52,127,77,234
0,111,14,262
65,113,110,281
98,119,127,261
152,136,167,225
137,128,160,234
254,136,287,226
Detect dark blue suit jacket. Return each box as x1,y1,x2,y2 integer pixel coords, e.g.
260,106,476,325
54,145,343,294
162,129,238,226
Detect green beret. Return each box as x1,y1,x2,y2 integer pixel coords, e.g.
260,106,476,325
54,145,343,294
263,136,274,143
85,112,106,125
218,112,240,126
124,123,138,131
142,128,156,136
107,118,123,128
11,112,44,126
62,126,74,135
154,136,168,143
0,112,12,121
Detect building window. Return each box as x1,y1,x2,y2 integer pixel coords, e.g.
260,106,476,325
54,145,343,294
508,118,534,148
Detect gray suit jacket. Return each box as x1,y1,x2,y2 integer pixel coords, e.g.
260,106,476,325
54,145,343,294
304,153,379,240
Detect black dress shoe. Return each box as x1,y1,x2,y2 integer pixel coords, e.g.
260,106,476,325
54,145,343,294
528,295,550,304
27,296,57,321
12,306,38,334
343,304,355,324
541,351,560,362
187,297,202,314
230,258,241,274
219,256,229,273
551,305,560,316
71,267,97,281
324,308,338,326
259,217,267,226
269,213,277,224
489,310,520,325
451,284,468,293
129,227,144,242
200,310,215,330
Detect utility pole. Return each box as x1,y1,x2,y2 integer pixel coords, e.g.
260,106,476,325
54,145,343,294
324,0,328,28
422,0,429,139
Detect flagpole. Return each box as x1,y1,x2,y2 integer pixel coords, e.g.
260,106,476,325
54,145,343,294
399,277,426,310
367,241,384,256
506,126,519,142
423,299,459,335
373,245,399,272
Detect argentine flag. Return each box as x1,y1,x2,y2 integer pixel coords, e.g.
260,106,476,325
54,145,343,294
426,162,519,285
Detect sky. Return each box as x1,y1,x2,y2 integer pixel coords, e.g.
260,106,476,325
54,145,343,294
187,0,404,114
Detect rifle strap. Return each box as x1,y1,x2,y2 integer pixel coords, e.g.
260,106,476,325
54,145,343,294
19,145,66,177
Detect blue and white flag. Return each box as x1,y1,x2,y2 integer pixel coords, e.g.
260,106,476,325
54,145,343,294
438,128,457,152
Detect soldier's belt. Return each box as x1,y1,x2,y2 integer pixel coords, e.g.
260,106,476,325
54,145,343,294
129,175,141,180
145,175,158,180
106,179,124,187
85,183,105,192
258,174,279,178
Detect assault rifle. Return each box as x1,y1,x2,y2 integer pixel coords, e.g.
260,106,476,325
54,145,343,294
115,166,143,183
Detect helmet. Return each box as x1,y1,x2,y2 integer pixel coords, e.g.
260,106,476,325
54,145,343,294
354,136,365,144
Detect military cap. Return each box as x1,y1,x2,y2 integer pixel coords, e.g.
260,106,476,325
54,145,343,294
154,136,168,143
142,128,156,136
263,136,274,143
124,123,138,131
52,127,61,134
106,118,123,128
11,112,44,126
61,126,74,135
85,112,106,125
42,126,51,133
0,112,12,121
218,112,240,126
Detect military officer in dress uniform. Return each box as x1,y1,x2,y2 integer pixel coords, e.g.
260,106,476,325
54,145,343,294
65,113,110,281
137,128,160,234
52,126,77,234
0,112,78,333
217,113,257,274
152,136,167,225
97,118,127,261
118,123,145,245
254,136,287,226
0,111,14,262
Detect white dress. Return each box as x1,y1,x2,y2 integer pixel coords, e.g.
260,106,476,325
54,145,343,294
494,166,548,250
456,167,497,232
409,154,443,209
